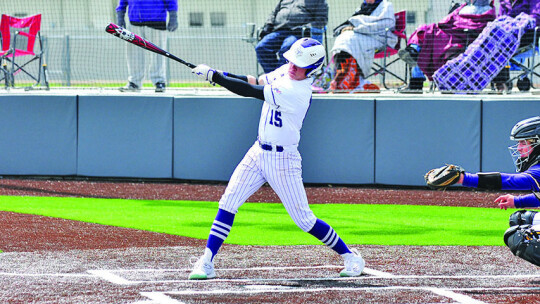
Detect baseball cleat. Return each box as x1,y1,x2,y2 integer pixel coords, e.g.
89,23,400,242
188,255,216,280
119,82,140,92
155,82,166,93
340,248,365,277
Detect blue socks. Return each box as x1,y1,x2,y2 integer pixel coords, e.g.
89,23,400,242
206,211,350,260
308,219,351,255
206,208,235,261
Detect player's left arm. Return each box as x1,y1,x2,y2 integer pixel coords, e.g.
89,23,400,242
461,171,540,191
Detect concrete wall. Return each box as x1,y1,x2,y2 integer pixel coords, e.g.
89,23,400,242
1,94,539,186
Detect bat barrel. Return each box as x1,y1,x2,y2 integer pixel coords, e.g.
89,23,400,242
105,23,196,69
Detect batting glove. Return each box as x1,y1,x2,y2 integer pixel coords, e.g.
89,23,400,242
192,64,216,85
117,10,126,28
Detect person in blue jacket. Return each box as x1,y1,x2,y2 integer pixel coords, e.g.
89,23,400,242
453,116,540,266
116,0,178,93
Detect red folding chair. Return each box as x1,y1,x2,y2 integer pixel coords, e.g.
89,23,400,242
366,10,408,89
0,14,49,89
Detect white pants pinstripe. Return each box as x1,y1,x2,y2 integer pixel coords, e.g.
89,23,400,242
125,23,167,87
219,142,317,232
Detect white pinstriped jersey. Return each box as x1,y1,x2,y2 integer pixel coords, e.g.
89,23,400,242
218,63,318,232
260,64,313,147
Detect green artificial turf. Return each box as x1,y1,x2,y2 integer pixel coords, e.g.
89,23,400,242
0,195,513,246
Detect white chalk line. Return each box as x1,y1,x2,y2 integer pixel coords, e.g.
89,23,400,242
129,266,540,304
3,266,540,283
0,266,537,304
0,272,92,278
139,286,540,304
362,267,487,304
87,265,540,285
114,265,342,272
87,270,134,285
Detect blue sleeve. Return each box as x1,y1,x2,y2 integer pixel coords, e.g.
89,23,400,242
462,172,479,188
514,193,540,208
462,171,540,191
166,0,178,11
500,172,539,191
116,0,128,12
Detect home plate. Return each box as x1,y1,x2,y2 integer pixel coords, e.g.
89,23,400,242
243,285,296,290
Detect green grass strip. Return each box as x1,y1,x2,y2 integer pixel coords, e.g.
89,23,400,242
0,196,513,246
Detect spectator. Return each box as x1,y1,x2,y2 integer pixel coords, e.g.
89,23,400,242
116,0,178,93
256,0,328,74
492,0,540,93
398,0,495,93
329,0,397,93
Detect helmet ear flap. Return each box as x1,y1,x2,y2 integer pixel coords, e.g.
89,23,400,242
305,57,325,77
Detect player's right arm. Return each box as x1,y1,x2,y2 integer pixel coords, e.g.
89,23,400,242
221,72,257,85
191,64,264,99
212,72,265,100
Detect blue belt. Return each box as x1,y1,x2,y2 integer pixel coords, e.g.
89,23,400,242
260,142,284,152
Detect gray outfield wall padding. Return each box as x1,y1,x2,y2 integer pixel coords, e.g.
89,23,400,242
481,99,540,173
173,96,375,184
0,94,536,185
301,98,374,184
0,95,77,175
77,95,173,178
173,96,261,181
375,98,481,186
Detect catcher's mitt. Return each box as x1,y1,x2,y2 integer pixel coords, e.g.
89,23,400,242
424,164,465,189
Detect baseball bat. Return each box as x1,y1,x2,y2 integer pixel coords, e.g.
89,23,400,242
105,23,196,69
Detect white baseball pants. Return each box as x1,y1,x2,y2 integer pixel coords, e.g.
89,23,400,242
126,23,167,87
219,142,317,232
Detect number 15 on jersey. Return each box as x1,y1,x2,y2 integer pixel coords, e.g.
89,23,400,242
269,109,282,128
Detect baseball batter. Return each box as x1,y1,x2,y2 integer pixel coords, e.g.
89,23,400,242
188,38,365,280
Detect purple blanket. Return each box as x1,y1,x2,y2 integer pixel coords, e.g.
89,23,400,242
434,13,536,92
409,4,496,80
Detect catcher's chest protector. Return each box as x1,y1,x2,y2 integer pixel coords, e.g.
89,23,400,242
434,13,535,91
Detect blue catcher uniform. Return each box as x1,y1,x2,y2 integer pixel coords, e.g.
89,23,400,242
462,164,540,208
463,116,540,211
461,116,540,267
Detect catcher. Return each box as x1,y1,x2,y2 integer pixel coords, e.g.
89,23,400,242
425,116,540,266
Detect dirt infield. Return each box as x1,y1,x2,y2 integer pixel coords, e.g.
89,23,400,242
1,177,539,304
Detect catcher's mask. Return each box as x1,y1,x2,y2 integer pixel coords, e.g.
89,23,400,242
509,116,540,172
283,38,325,78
